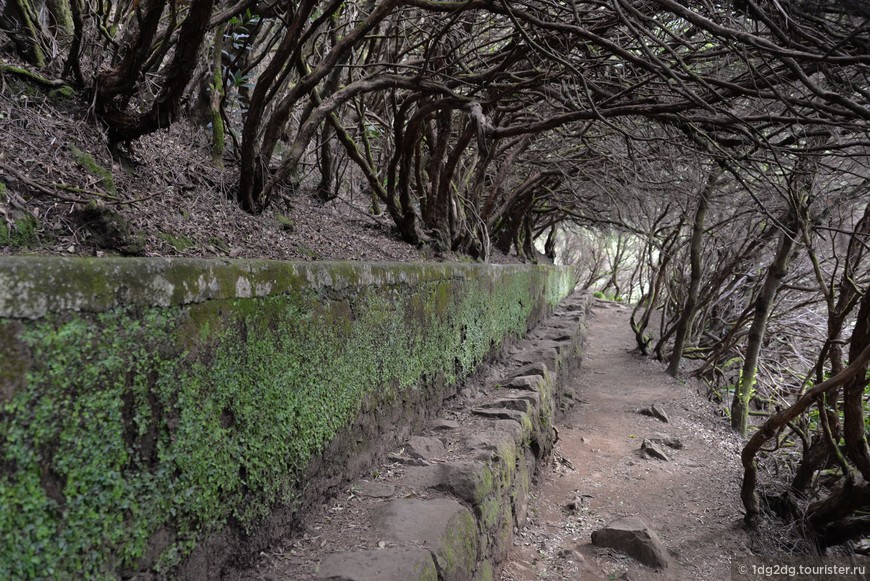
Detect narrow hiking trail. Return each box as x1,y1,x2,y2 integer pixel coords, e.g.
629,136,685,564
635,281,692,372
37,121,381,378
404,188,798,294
501,298,753,581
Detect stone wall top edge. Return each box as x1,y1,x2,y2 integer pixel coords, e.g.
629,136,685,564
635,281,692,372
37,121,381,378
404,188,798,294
0,256,573,319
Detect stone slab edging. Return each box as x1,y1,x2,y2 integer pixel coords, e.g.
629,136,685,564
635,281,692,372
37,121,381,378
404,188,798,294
236,291,592,581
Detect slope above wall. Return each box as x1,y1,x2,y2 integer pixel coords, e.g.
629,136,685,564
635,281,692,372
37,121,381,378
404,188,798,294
0,258,575,580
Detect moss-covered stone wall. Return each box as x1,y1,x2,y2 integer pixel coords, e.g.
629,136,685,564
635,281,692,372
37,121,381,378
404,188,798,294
0,257,575,579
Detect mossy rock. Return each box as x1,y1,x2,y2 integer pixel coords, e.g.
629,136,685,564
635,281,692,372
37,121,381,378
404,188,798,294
476,560,495,581
0,214,39,248
70,146,116,195
436,507,478,579
158,232,194,252
275,214,294,232
297,244,319,260
48,86,75,100
207,237,230,253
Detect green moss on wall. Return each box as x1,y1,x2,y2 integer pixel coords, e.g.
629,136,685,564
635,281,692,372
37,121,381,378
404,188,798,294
0,262,575,579
435,508,477,579
477,560,495,581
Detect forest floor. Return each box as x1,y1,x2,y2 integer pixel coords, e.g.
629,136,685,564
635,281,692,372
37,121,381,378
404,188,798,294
0,69,518,264
499,298,780,581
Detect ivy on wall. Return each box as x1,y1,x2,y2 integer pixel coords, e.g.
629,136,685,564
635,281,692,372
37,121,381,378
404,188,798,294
0,264,574,579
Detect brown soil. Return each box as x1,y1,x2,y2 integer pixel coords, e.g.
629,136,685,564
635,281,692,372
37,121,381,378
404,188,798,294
0,72,518,264
501,298,755,581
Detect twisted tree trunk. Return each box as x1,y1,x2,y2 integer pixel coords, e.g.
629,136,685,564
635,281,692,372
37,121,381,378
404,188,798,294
731,226,796,435
667,167,719,376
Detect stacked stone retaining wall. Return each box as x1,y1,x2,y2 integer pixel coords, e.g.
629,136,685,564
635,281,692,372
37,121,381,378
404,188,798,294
281,291,592,581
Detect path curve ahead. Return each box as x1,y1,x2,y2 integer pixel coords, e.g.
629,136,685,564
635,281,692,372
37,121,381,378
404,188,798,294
502,298,750,581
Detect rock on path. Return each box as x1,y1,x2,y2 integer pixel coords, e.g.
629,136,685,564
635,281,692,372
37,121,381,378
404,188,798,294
500,299,751,581
591,517,669,569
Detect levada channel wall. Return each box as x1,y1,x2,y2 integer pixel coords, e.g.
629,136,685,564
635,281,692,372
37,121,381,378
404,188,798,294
0,257,575,579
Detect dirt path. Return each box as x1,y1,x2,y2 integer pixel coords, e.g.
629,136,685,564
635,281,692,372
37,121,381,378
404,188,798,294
501,298,752,581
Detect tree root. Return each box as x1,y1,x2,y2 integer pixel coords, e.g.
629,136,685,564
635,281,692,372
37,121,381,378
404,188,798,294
0,62,69,88
0,162,157,207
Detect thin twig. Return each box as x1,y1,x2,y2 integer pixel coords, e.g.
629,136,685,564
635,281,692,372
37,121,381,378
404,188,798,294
0,162,90,204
